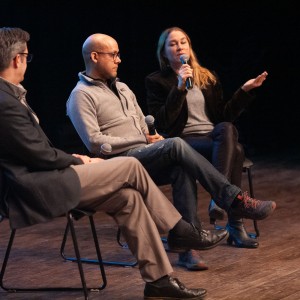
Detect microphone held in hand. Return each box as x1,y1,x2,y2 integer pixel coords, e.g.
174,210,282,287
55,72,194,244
145,115,156,135
100,143,112,159
179,54,193,90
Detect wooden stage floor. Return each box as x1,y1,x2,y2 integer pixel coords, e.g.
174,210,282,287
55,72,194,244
1,149,300,300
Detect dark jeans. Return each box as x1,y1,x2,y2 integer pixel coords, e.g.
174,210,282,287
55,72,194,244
122,137,241,227
182,122,245,188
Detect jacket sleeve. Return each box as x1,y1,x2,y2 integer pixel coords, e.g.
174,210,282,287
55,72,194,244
204,73,256,123
145,73,187,134
223,87,256,121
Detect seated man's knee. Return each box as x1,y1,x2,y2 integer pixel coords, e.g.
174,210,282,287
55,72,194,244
169,136,188,149
115,156,145,175
108,188,143,216
118,156,140,166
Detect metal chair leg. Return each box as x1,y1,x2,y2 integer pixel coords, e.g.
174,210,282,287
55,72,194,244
61,213,137,267
210,158,260,238
0,229,16,292
244,162,260,238
0,210,107,299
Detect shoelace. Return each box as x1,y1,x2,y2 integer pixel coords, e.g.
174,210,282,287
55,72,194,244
191,223,208,237
241,191,262,208
171,277,186,290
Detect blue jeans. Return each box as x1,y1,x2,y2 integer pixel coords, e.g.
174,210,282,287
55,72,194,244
123,137,241,227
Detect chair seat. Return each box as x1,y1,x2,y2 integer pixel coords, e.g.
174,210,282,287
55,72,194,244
70,208,95,220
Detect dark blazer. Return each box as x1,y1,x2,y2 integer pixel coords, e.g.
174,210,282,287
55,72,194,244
0,80,83,229
145,68,256,137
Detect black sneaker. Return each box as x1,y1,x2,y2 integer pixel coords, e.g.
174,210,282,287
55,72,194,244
167,224,228,252
229,192,276,220
144,275,207,299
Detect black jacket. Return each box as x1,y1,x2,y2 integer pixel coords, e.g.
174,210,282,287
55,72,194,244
145,68,255,137
0,80,82,229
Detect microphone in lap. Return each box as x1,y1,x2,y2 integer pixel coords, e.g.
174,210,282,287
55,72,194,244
100,143,112,159
145,115,157,135
179,54,193,90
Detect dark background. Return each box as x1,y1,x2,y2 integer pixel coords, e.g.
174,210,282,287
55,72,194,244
1,0,299,156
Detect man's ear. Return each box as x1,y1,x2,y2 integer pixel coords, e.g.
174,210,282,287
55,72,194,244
12,54,21,68
90,52,98,63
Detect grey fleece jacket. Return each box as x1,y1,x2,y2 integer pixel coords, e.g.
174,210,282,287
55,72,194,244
66,72,148,156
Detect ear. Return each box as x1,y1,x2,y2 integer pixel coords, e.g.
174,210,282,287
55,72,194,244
90,52,98,63
12,54,21,68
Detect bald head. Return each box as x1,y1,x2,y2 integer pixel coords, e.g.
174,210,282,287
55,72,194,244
81,33,120,80
82,33,117,65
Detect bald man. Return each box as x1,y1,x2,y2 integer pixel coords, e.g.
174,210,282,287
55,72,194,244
67,32,276,276
1,27,220,299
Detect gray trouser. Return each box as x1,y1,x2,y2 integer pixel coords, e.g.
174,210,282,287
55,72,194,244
72,156,181,282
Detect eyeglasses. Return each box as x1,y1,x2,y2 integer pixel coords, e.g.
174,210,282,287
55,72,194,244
18,53,33,63
93,51,120,61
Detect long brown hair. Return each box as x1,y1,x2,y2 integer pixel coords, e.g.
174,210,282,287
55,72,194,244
157,27,216,89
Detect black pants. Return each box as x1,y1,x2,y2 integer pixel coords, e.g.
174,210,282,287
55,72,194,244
182,122,244,188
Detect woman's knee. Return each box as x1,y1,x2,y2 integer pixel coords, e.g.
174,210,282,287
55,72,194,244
214,122,238,140
236,142,245,159
216,122,236,132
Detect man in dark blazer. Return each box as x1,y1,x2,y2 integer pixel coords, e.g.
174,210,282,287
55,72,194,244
0,26,234,299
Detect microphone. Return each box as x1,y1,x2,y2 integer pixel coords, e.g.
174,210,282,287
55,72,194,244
179,54,193,90
100,143,112,159
145,115,156,135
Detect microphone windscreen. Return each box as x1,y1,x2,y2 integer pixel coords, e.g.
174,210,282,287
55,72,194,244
100,143,112,155
145,115,155,126
180,54,189,64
